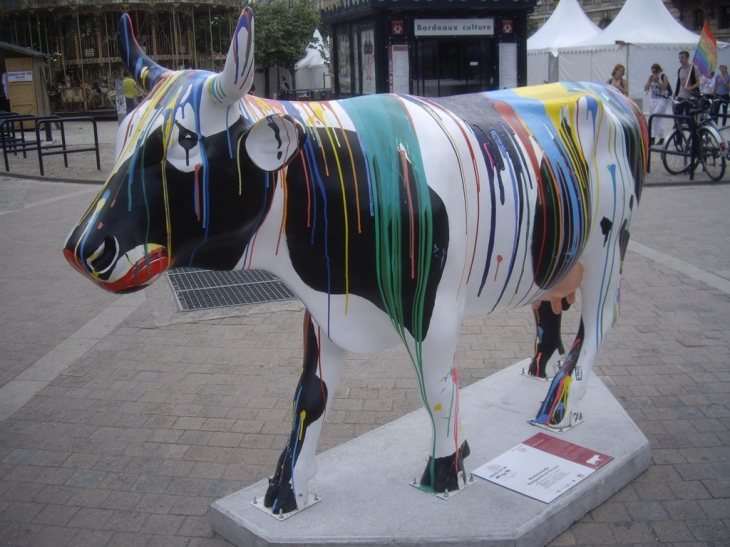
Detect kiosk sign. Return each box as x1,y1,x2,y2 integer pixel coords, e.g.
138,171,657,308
7,71,32,83
414,19,494,36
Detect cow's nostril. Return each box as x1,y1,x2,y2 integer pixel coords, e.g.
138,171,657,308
87,236,119,274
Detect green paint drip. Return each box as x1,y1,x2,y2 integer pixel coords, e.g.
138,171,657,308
342,95,439,481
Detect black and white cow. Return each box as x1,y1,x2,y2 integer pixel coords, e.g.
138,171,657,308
64,8,646,514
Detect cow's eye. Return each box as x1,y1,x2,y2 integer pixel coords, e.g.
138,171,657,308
175,122,199,166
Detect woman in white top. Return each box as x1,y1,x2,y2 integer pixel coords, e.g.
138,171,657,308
644,63,670,145
700,71,716,96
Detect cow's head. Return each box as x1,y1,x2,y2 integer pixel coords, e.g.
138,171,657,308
64,8,306,293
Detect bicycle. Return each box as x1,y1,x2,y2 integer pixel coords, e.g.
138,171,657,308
661,96,726,181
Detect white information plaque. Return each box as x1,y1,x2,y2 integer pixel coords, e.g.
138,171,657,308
473,433,613,503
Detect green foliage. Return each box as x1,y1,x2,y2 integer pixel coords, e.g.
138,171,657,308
250,0,322,77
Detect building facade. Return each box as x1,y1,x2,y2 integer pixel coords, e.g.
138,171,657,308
322,0,537,98
0,0,242,111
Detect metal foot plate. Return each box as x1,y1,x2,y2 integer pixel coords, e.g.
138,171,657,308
250,493,321,520
409,472,476,500
528,411,585,434
519,358,563,382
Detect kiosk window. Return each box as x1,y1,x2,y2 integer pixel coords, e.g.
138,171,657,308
414,38,493,97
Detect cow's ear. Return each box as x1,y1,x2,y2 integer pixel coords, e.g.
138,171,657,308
245,114,306,172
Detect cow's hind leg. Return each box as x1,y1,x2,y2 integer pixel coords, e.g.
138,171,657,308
533,217,631,428
264,311,347,513
527,298,572,379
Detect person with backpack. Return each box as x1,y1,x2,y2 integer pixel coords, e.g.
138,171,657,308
645,63,671,145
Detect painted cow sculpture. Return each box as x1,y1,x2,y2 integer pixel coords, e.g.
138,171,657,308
64,8,646,514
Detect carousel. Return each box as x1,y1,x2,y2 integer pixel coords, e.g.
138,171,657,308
0,0,242,114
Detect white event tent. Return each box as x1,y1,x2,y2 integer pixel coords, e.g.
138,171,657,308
294,29,331,90
527,0,600,86
556,0,729,111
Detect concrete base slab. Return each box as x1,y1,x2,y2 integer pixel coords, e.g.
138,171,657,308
210,360,650,547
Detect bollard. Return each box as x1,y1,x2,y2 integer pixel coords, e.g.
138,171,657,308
115,79,126,124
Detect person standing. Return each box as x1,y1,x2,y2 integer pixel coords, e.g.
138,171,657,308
700,71,716,96
123,71,138,113
711,64,730,126
673,50,700,118
644,63,671,145
279,76,290,100
607,64,628,95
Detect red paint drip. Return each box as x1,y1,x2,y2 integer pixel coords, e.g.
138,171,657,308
194,163,202,222
399,147,416,279
493,254,503,281
97,222,103,230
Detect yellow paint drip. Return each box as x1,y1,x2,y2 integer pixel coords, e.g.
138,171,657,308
298,410,306,440
433,404,442,411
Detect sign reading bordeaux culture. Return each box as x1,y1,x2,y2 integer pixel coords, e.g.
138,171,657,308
414,18,495,36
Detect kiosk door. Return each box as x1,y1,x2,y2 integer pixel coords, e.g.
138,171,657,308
413,38,494,97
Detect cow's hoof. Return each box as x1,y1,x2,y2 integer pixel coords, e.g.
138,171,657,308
527,348,562,379
264,479,297,514
527,353,549,378
420,441,471,492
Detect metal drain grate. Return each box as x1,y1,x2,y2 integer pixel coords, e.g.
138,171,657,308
166,268,298,312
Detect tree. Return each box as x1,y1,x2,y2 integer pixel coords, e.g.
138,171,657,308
250,0,322,97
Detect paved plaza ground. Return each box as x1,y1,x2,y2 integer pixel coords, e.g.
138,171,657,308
0,120,728,546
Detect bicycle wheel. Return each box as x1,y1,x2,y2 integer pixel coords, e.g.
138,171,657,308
698,128,726,182
662,128,693,174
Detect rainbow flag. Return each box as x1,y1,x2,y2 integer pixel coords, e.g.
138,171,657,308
692,21,717,78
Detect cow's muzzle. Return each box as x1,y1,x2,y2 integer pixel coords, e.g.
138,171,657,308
63,242,169,293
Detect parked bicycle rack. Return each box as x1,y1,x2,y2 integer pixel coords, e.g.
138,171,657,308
647,112,700,181
0,114,101,176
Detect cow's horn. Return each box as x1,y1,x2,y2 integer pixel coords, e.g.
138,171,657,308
117,13,171,93
207,7,254,106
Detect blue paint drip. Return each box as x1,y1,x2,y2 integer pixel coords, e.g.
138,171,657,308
352,130,375,217
488,130,523,312
302,138,331,333
225,105,233,159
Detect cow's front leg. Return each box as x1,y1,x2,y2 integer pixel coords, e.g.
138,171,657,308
410,319,469,493
264,311,346,513
527,298,571,378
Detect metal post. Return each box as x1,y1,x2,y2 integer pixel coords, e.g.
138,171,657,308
172,8,179,69
192,10,198,69
37,13,43,53
116,78,126,124
76,13,85,86
209,7,214,69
